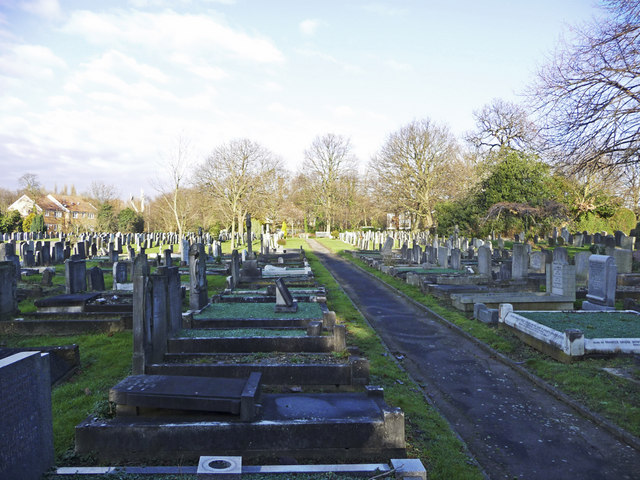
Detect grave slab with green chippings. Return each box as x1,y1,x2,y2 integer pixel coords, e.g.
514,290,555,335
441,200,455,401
523,311,640,338
194,302,323,320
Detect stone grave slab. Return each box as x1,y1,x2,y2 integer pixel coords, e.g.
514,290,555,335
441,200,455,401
34,293,101,313
75,387,404,462
110,372,262,421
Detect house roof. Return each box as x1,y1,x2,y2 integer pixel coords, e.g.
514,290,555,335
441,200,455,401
53,195,98,213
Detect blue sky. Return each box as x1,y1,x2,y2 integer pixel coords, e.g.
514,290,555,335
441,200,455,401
0,0,603,199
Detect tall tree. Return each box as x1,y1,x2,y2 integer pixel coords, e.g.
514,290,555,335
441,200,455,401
303,133,356,234
370,119,460,230
18,172,42,207
531,0,640,172
153,136,194,237
199,138,281,248
466,98,539,154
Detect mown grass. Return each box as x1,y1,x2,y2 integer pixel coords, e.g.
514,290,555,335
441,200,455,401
304,239,483,479
3,332,133,462
317,238,640,439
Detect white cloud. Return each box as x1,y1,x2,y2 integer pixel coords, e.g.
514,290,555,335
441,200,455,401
295,48,363,74
20,0,62,19
170,53,228,81
385,59,412,71
0,43,66,80
299,19,320,36
61,10,284,64
330,105,354,117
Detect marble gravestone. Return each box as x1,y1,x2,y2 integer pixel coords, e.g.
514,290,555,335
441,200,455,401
582,255,617,311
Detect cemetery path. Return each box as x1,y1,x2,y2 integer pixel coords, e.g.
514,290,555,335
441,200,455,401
308,239,640,480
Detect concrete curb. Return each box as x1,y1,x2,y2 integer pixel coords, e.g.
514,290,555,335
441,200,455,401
344,249,640,454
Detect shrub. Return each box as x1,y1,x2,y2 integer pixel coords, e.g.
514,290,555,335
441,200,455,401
608,207,636,234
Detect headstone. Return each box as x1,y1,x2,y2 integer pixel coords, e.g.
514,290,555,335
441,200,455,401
87,266,105,291
611,248,632,274
0,261,18,319
64,256,87,294
0,352,54,480
275,277,297,313
582,255,617,311
529,251,546,274
548,259,576,300
41,267,55,287
450,248,461,270
246,213,253,256
477,246,491,277
189,243,209,311
511,243,528,279
113,261,128,284
574,251,592,286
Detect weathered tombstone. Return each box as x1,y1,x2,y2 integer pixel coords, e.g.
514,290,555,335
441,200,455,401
511,243,528,279
246,213,253,256
0,352,54,480
0,261,18,319
553,247,569,265
582,255,617,310
163,249,172,267
180,238,190,265
87,266,105,291
450,248,461,270
477,245,491,277
275,277,297,312
132,254,150,374
75,241,86,259
113,261,128,284
189,243,208,311
529,251,546,274
437,246,449,268
41,267,55,287
229,249,241,290
574,251,592,286
611,248,632,274
548,257,576,300
64,256,87,294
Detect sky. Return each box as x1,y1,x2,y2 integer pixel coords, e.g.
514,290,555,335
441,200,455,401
0,0,604,201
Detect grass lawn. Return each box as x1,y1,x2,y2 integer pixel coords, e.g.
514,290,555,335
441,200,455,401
316,237,640,439
524,311,640,338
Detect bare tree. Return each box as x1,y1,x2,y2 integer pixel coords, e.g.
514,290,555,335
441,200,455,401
153,136,194,237
303,133,357,234
465,98,540,154
89,181,119,205
370,119,460,230
199,138,281,248
530,0,640,172
18,173,42,201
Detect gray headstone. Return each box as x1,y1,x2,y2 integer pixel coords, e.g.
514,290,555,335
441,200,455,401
275,277,297,312
189,243,208,311
0,261,18,319
64,256,86,294
87,266,105,291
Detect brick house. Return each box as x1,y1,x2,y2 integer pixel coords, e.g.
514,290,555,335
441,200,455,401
8,194,98,233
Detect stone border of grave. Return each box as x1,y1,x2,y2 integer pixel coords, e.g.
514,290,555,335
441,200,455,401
498,304,640,361
54,457,427,479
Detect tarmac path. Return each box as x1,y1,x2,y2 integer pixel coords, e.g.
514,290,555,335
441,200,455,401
308,239,640,480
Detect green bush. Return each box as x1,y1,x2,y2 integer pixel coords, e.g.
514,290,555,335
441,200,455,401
608,207,636,234
331,230,339,238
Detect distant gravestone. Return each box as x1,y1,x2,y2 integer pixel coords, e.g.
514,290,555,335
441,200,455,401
0,352,54,480
450,248,461,270
529,251,546,274
574,251,592,287
582,255,616,311
87,266,105,291
275,277,297,313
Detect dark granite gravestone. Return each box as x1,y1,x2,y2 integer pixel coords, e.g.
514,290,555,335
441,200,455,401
246,213,253,256
0,352,54,480
163,249,172,267
109,372,262,421
75,241,86,259
0,261,18,320
41,244,51,266
65,256,86,294
275,277,298,313
87,266,105,291
24,249,35,267
113,261,128,284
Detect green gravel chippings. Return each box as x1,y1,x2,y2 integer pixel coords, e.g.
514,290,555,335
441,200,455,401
194,302,323,320
523,311,640,338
